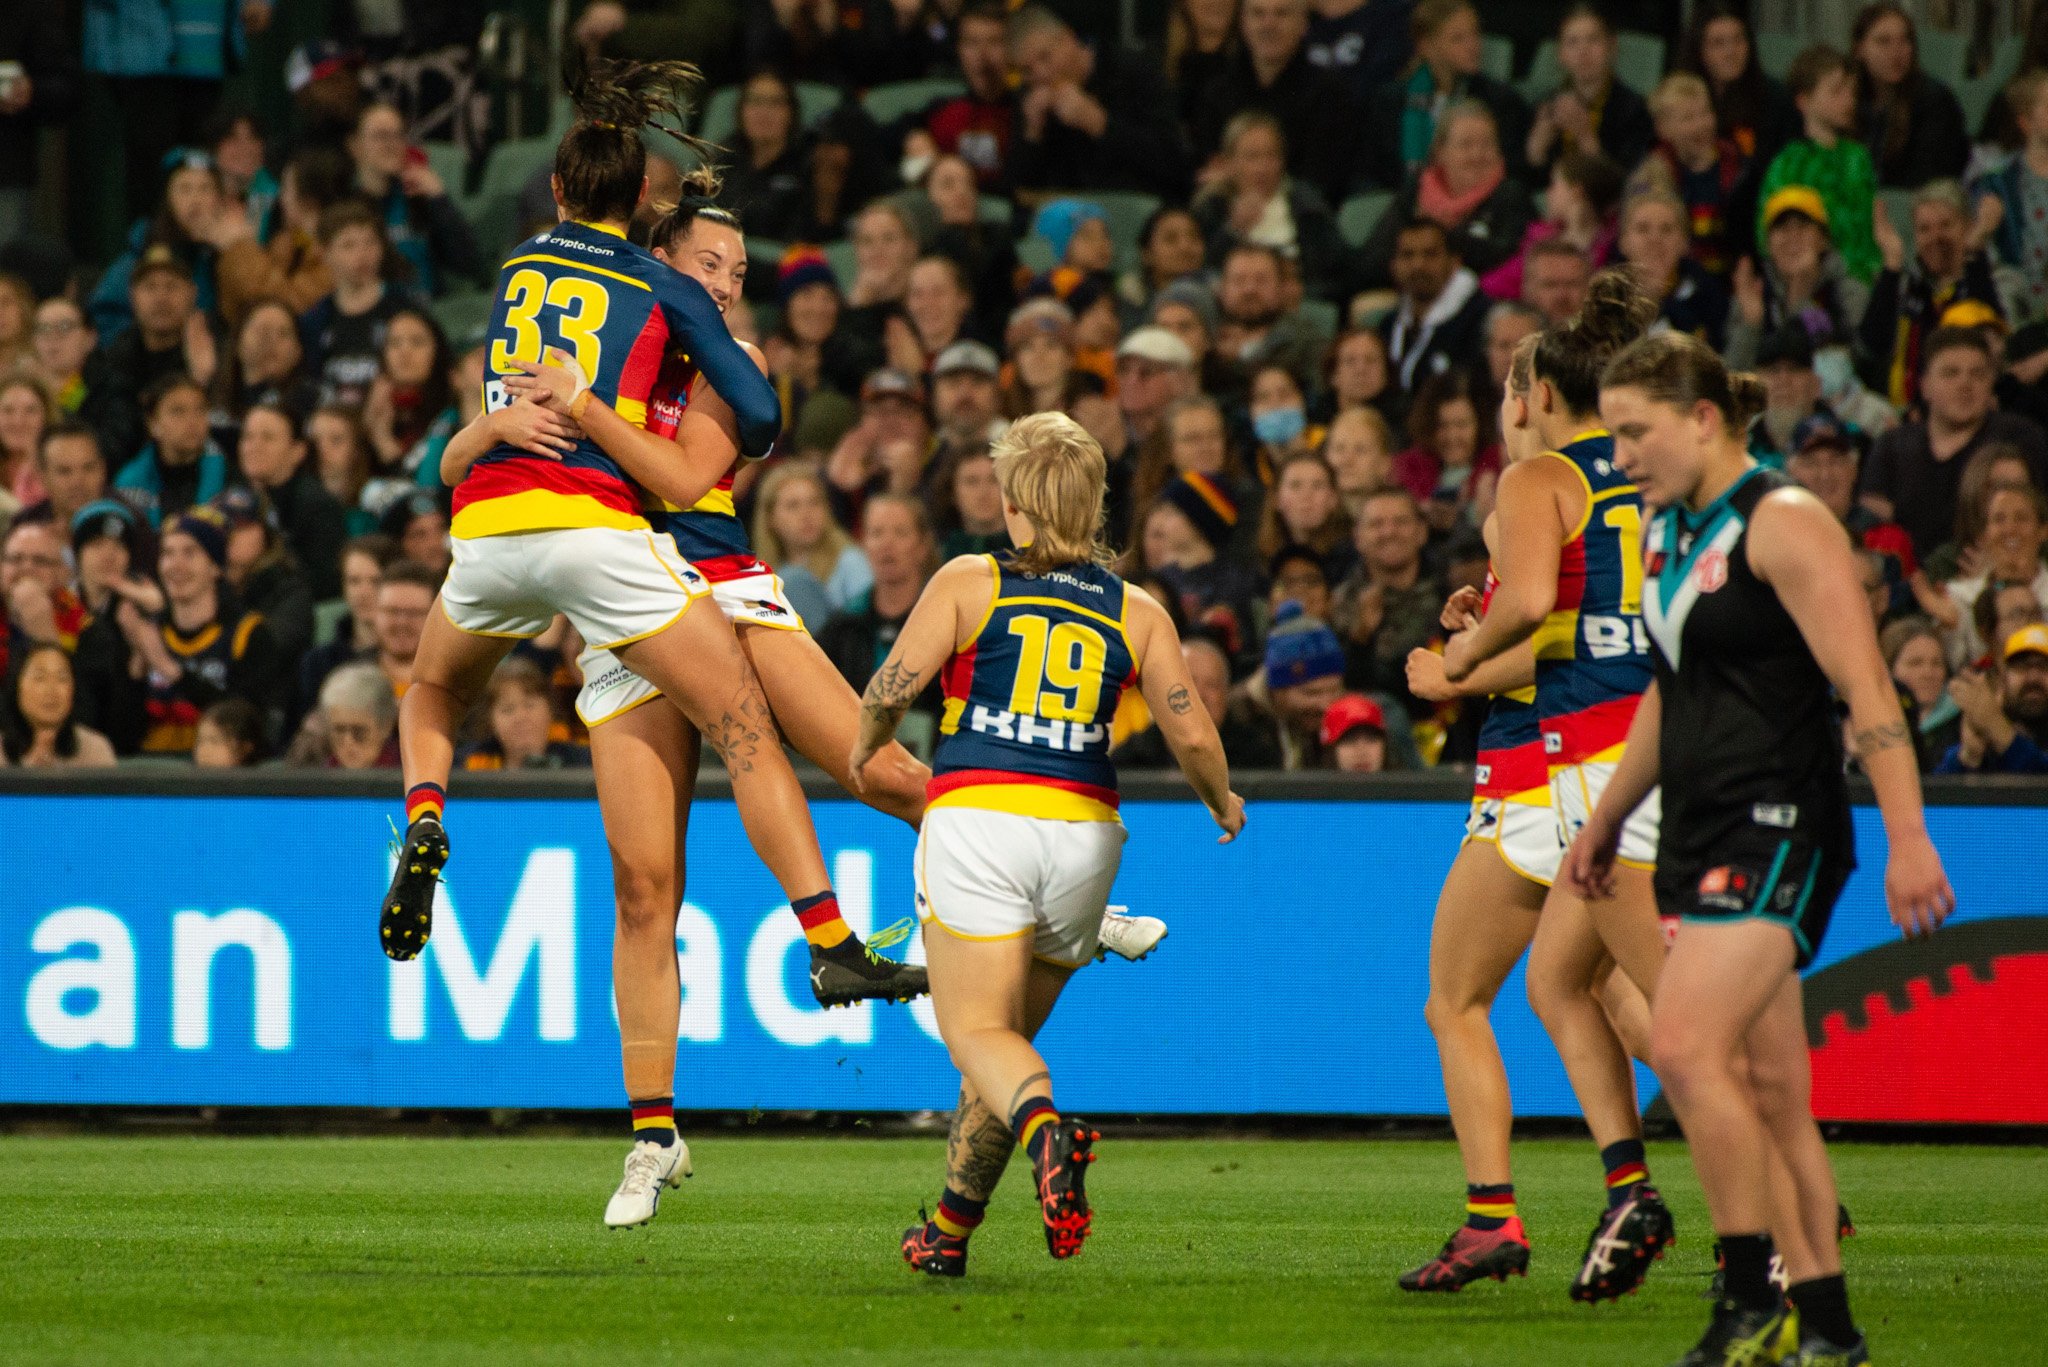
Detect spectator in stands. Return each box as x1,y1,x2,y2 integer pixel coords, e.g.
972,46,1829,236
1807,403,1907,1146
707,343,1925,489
1115,326,1198,452
204,111,272,239
216,485,312,666
1118,206,1209,322
1864,329,2048,560
1760,45,1881,283
885,256,983,378
1393,367,1498,532
1976,70,2048,324
1259,451,1355,581
381,491,449,576
1861,180,2003,407
753,463,870,628
1939,483,2048,665
1380,218,1489,396
1140,472,1260,663
284,38,364,153
0,7,73,246
1484,150,1622,304
908,2,1015,194
1,520,80,667
355,556,437,703
1193,111,1344,302
213,147,351,329
1725,189,1869,370
459,657,589,770
718,70,822,244
827,368,937,516
930,444,1011,561
298,659,399,769
1936,622,2048,772
62,500,148,752
13,423,108,534
842,199,923,350
361,307,458,500
928,340,1005,464
1331,486,1438,717
763,255,870,435
191,696,264,767
1815,323,1900,438
1257,602,1348,768
1200,244,1309,401
1128,394,1260,547
1622,190,1730,350
0,373,52,510
1267,541,1334,620
211,300,321,452
819,491,940,706
1115,632,1283,769
89,151,227,339
1321,405,1396,515
1521,237,1593,326
1361,102,1535,287
1483,302,1543,391
1525,6,1655,180
307,405,380,537
29,298,121,452
94,246,218,464
1166,0,1242,136
114,373,227,529
0,275,31,380
1190,0,1351,205
1637,72,1754,281
292,535,391,733
1248,361,1316,473
117,508,284,754
1851,3,1968,191
1320,691,1391,771
1,642,118,768
1681,1,1799,166
345,103,479,297
1883,617,1960,768
1919,442,2039,586
1304,0,1413,111
573,0,740,77
1371,0,1528,192
998,299,1096,419
921,155,1017,335
1786,412,1917,595
1747,328,1831,466
301,202,418,409
1973,579,2046,666
1317,326,1399,427
1008,4,1188,197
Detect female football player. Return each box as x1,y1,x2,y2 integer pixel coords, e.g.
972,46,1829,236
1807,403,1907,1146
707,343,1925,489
1569,333,1951,1367
848,412,1245,1275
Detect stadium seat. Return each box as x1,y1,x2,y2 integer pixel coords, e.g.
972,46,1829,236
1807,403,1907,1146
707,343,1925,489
311,598,347,649
1756,31,1803,81
1615,32,1665,93
422,141,468,199
1296,298,1340,342
699,82,841,146
823,238,858,291
1337,191,1396,249
1015,234,1057,274
1518,40,1561,103
1481,35,1514,83
1917,29,1968,87
977,194,1013,226
796,82,841,130
1877,188,1917,262
433,285,497,349
861,78,966,125
1958,73,2003,133
467,136,557,260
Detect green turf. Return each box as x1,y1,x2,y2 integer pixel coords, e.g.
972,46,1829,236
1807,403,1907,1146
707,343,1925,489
0,1134,2040,1365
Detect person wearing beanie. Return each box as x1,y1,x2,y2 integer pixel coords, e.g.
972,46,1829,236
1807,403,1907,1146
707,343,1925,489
117,504,285,754
1148,277,1231,395
65,499,154,753
1260,601,1348,770
1135,471,1260,673
770,246,883,433
1031,199,1113,273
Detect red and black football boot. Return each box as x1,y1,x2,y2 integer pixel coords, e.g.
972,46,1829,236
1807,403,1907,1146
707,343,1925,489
901,1212,968,1278
1570,1184,1676,1302
1397,1218,1532,1291
1032,1119,1098,1259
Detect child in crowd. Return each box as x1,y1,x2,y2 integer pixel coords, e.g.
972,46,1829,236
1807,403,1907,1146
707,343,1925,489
1637,72,1753,279
1759,45,1881,282
300,202,416,408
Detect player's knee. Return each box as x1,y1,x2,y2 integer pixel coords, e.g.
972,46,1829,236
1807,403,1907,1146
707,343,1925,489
611,861,675,935
1423,987,1483,1035
1648,1016,1709,1096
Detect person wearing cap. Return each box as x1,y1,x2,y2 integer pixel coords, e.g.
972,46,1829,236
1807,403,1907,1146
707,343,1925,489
1320,692,1394,772
91,242,220,463
87,151,233,342
60,498,153,753
111,505,284,754
1860,177,2005,408
824,367,937,520
285,39,364,151
929,339,1005,458
1743,323,1832,467
1725,187,1870,373
1863,326,2048,561
1115,325,1196,450
1935,623,2048,773
216,484,314,665
1757,46,1880,283
1008,5,1188,198
112,372,228,529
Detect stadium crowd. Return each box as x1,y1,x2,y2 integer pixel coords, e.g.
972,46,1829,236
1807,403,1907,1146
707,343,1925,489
3,0,2047,778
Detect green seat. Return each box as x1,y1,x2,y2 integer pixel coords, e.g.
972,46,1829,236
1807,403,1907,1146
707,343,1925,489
977,194,1014,226
422,141,468,199
699,81,841,148
1015,234,1056,274
1917,30,1968,87
465,136,557,260
1517,39,1560,103
1615,31,1665,94
862,78,965,125
433,286,498,349
1296,299,1339,342
822,238,858,292
1337,191,1396,249
1756,32,1804,81
1876,188,1917,263
1481,35,1514,84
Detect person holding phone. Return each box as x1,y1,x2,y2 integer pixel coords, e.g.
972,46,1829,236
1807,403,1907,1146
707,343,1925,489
346,102,481,295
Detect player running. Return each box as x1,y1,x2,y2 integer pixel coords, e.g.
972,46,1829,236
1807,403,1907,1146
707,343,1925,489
1568,334,1952,1367
849,412,1244,1276
1440,274,1675,1301
1397,333,1652,1293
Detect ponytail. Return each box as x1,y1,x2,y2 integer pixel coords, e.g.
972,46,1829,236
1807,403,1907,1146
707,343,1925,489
1601,332,1767,434
553,50,717,225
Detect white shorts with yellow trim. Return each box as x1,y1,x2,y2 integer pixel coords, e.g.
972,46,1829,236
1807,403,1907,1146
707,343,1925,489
1464,792,1562,886
1551,757,1660,869
443,525,707,650
574,569,803,725
913,806,1126,968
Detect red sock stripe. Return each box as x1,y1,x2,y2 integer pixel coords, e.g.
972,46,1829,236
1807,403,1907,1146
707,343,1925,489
936,1196,985,1231
795,900,844,930
631,1105,674,1121
405,784,444,822
1607,1162,1648,1187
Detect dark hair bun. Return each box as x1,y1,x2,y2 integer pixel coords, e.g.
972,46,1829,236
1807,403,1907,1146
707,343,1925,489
1574,269,1659,359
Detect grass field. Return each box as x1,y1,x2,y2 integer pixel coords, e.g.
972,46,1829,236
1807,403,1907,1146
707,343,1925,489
1,1133,2041,1365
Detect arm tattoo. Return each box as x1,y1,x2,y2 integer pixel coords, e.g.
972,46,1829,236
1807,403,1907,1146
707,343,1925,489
1005,1070,1051,1118
857,658,924,744
1166,684,1194,716
944,1088,1015,1201
1853,720,1911,759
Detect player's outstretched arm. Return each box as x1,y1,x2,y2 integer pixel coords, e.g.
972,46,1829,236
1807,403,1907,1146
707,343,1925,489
656,271,780,459
1129,588,1245,843
1443,460,1569,681
1749,487,1954,939
848,555,990,791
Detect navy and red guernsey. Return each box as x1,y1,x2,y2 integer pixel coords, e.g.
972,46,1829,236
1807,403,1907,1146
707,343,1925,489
929,556,1138,823
639,346,765,580
453,219,779,539
1531,430,1654,767
1473,567,1548,803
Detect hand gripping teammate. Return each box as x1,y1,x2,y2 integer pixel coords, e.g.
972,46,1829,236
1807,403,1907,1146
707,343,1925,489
1568,334,1951,1367
1438,273,1679,1300
849,412,1245,1276
1395,333,1654,1293
378,57,869,1213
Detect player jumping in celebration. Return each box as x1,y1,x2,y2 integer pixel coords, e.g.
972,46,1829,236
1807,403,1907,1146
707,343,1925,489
848,412,1245,1276
1440,273,1676,1301
1568,335,1952,1367
1398,333,1652,1292
380,57,892,1204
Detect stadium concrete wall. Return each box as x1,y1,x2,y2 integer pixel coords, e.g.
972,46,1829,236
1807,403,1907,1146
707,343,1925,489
3,772,2043,1123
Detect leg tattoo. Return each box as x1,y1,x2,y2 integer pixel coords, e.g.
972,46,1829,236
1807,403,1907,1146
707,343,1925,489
946,1087,1016,1203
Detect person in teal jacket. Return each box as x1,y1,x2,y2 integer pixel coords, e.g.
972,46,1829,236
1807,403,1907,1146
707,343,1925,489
1757,45,1880,283
112,373,228,528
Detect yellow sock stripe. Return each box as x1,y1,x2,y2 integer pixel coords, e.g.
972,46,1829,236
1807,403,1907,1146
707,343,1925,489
933,1209,975,1237
1018,1111,1057,1148
1466,1200,1516,1217
804,920,852,948
632,1116,676,1130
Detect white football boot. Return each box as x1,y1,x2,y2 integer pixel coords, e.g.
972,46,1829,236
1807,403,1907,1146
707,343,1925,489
1095,906,1168,962
604,1136,692,1228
